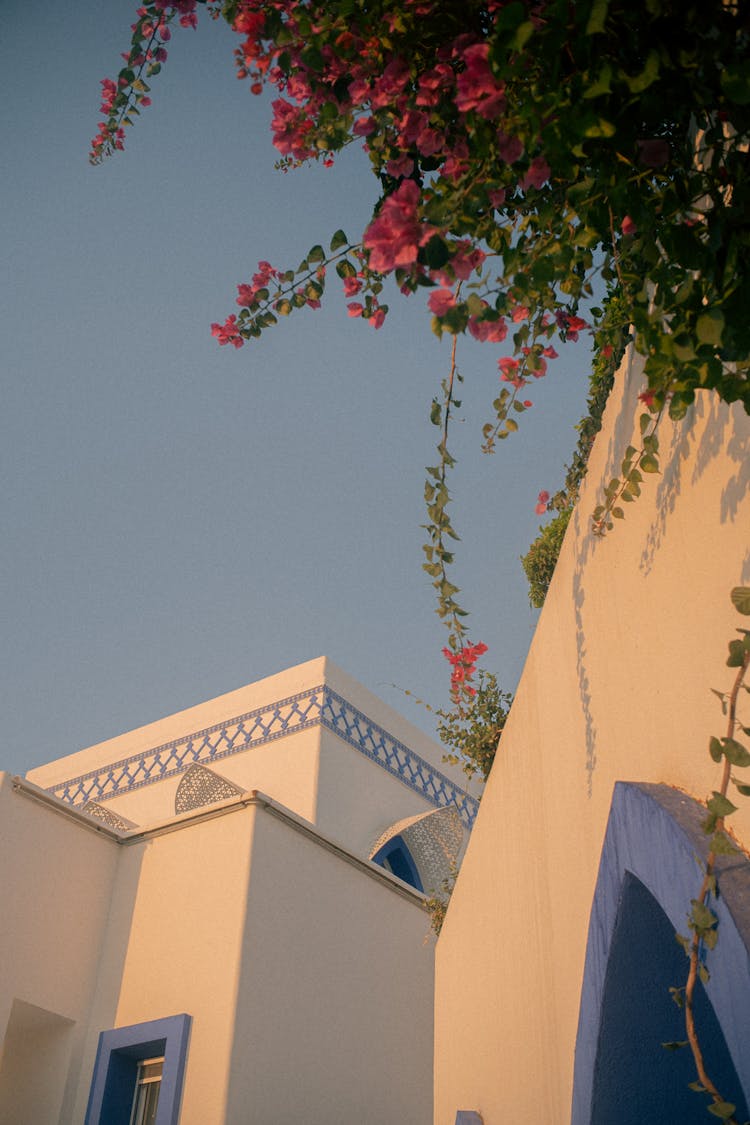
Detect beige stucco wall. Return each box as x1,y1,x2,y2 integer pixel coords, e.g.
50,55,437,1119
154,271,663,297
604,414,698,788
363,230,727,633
0,776,435,1124
434,352,750,1124
0,776,121,1125
227,801,434,1125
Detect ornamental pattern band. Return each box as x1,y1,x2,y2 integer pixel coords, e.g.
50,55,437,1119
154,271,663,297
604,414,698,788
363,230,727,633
47,686,479,827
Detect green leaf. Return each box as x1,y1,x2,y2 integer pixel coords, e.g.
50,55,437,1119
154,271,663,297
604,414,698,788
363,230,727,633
330,229,348,251
583,64,612,99
709,737,724,763
707,791,738,818
690,900,717,930
585,0,609,34
641,453,659,473
696,309,725,348
511,20,535,50
430,400,442,426
624,50,659,94
727,639,746,667
721,63,750,105
731,587,750,616
422,235,450,270
307,244,325,263
336,259,357,279
584,118,616,139
731,778,750,797
707,1102,737,1120
711,832,738,856
722,738,750,767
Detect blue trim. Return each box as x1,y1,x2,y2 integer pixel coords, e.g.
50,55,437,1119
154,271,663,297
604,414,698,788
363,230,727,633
455,1114,483,1125
84,1014,191,1125
47,685,479,827
372,835,424,892
572,783,750,1124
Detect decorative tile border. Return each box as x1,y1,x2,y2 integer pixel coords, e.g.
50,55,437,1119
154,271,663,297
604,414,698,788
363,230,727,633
47,686,479,827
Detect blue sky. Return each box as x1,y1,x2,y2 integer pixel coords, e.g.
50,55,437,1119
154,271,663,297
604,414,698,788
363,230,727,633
2,2,593,775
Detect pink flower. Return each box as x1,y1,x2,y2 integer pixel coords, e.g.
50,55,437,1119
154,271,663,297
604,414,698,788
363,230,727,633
236,283,258,307
363,179,434,274
343,276,363,297
488,188,507,209
639,389,657,408
520,155,551,191
443,641,489,698
370,57,411,109
511,305,529,323
496,132,524,164
385,154,414,178
498,356,520,380
468,314,507,343
271,98,315,161
542,346,559,359
621,215,637,236
535,490,550,515
451,241,486,279
368,305,386,329
353,116,376,137
428,288,457,316
456,44,506,119
347,302,364,317
211,315,244,348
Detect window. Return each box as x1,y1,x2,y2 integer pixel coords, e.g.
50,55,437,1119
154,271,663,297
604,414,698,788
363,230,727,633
85,1015,190,1125
129,1056,163,1125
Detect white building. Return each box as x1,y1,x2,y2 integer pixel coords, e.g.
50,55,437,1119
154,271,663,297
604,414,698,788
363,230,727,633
0,657,478,1125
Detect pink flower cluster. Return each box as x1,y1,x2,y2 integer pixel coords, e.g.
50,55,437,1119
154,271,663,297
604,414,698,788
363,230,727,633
555,310,589,342
210,315,244,348
442,641,489,698
455,44,505,119
90,2,199,162
535,490,550,515
363,180,435,273
235,261,279,309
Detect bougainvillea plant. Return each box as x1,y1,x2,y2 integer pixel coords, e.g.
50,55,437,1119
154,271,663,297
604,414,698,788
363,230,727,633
92,0,750,678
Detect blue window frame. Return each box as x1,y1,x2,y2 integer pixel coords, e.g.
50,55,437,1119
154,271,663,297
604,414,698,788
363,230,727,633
372,834,423,891
84,1014,191,1125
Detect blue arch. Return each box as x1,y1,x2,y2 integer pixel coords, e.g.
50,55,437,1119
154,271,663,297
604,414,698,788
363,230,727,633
573,783,750,1124
372,835,423,892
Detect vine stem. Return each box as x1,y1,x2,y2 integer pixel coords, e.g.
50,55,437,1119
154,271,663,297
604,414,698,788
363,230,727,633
684,649,750,1120
592,402,666,535
437,327,464,647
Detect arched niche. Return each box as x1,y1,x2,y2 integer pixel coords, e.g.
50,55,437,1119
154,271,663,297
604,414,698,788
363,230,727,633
369,805,465,892
573,783,750,1124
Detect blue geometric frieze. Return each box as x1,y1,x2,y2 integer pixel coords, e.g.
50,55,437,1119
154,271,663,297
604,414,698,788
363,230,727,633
46,685,479,827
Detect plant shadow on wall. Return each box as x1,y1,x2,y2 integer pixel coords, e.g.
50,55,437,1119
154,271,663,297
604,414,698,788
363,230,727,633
667,587,750,1125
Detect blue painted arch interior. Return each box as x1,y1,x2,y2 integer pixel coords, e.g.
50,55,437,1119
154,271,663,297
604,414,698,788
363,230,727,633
372,834,424,892
572,783,750,1125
